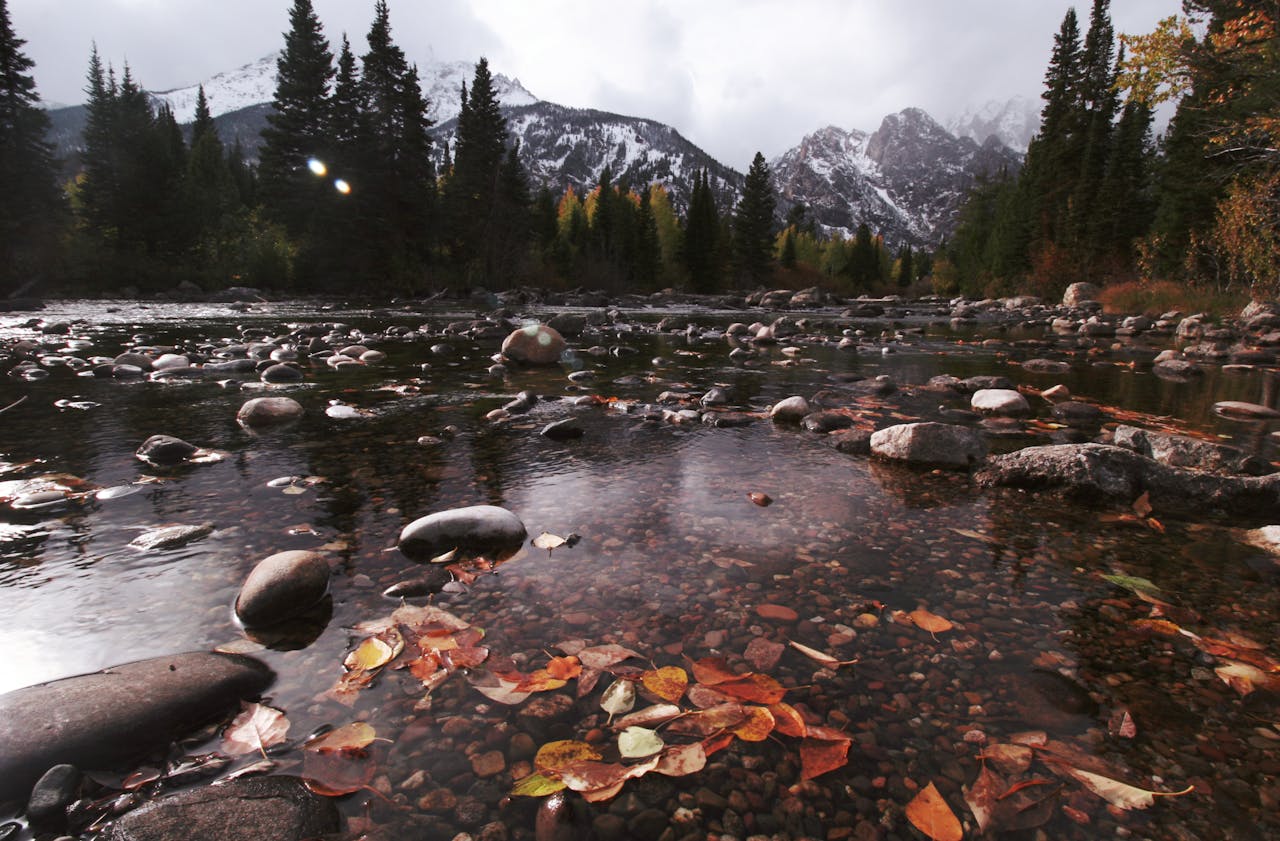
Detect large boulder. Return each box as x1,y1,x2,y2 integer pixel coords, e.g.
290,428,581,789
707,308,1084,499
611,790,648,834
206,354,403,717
971,388,1031,416
1062,282,1100,307
398,505,528,562
237,397,304,427
768,396,811,423
870,422,988,470
0,652,273,802
105,775,339,841
501,324,566,365
1112,424,1270,475
975,443,1280,517
235,550,331,627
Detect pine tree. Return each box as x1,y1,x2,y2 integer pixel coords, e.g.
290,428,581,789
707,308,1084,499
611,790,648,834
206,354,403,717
1025,7,1084,252
634,185,661,289
1067,0,1119,260
849,223,878,289
446,57,510,281
79,46,118,238
683,169,721,293
0,0,60,292
185,85,236,255
258,0,333,237
732,151,776,286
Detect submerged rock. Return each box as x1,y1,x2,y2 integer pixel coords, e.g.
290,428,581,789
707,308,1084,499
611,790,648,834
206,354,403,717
128,522,214,551
1112,424,1269,475
501,324,566,365
235,550,331,627
398,505,528,562
105,775,338,841
0,652,273,802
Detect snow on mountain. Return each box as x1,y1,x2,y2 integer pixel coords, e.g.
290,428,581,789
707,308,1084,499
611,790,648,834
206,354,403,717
151,51,537,126
947,95,1041,151
771,108,1022,247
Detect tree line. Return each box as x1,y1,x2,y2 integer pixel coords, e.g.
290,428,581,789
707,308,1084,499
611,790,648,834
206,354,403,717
938,0,1280,302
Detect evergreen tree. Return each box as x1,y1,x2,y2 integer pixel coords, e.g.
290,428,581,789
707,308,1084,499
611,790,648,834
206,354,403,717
79,46,118,238
634,185,661,289
258,0,333,238
192,84,215,142
329,34,364,155
896,245,914,287
732,151,776,286
446,57,510,282
0,0,61,292
849,222,878,289
779,228,797,269
185,85,236,255
1067,0,1119,260
682,169,720,293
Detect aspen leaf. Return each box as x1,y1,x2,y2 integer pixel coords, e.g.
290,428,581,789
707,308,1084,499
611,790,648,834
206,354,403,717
768,702,808,738
731,705,776,742
428,547,459,564
511,772,566,797
345,636,396,671
799,734,850,780
1215,661,1272,696
1063,767,1193,810
905,781,963,841
546,655,582,680
688,656,740,686
665,703,748,737
788,639,858,668
1132,491,1153,517
716,672,787,705
981,742,1033,774
686,683,733,708
514,668,568,693
303,721,376,753
578,643,642,671
641,666,688,702
908,609,953,634
222,702,289,757
532,532,566,551
600,678,636,718
964,764,1003,833
535,740,602,773
618,726,664,758
652,741,707,777
614,703,683,730
1108,709,1138,739
302,746,376,797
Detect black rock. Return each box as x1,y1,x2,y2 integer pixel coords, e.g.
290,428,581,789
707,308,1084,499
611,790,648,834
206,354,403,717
540,418,585,441
26,764,82,831
134,435,199,466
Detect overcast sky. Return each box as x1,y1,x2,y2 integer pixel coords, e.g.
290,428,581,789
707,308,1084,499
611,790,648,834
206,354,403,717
10,0,1182,169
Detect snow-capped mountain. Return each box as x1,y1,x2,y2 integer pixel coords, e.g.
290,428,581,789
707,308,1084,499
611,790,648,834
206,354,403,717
150,51,537,126
771,108,1022,247
948,96,1041,151
436,102,742,210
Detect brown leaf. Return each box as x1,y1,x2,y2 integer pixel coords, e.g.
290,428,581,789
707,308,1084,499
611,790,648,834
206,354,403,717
302,747,376,797
1132,491,1153,517
665,703,749,737
614,703,684,730
559,757,658,798
768,702,808,738
964,764,1003,833
1108,709,1137,739
652,741,707,777
799,734,850,780
640,666,688,702
716,672,787,705
578,644,643,671
222,702,289,757
747,491,773,507
744,637,785,672
686,683,733,708
905,781,963,841
688,656,740,686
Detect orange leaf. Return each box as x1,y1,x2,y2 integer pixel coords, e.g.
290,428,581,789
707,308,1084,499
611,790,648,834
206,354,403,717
731,706,776,742
716,672,787,705
799,735,850,779
701,731,735,757
546,655,582,680
905,781,963,841
688,656,740,686
1132,491,1153,517
641,666,688,703
909,609,953,634
514,669,568,693
755,603,799,622
302,747,376,797
768,702,808,738
535,740,602,773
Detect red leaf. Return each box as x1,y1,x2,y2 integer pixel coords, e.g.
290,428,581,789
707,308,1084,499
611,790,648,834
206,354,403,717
768,702,808,738
799,735,850,779
716,673,787,705
688,656,740,686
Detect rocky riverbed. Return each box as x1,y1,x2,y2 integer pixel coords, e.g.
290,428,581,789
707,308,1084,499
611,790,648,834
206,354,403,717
0,287,1277,841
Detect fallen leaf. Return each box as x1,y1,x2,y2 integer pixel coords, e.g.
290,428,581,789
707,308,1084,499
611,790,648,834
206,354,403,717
302,747,376,797
1215,661,1274,696
717,672,787,705
578,644,643,671
652,741,707,777
1062,767,1193,810
1132,491,1153,517
950,527,999,545
614,703,684,730
665,703,749,737
600,678,637,718
1108,709,1137,739
618,726,665,758
731,706,776,742
428,547,459,564
799,734,850,780
1101,574,1162,597
513,669,568,693
1131,618,1186,638
546,655,582,680
909,609,953,634
964,764,1003,833
344,636,396,671
510,772,566,797
468,671,533,705
981,742,1033,775
222,702,289,757
744,637,785,671
788,640,858,669
688,656,740,686
532,532,566,551
701,731,735,757
640,666,688,703
905,781,963,841
303,722,377,753
747,491,772,507
535,740,602,773
559,756,658,798
685,683,733,708
768,702,808,738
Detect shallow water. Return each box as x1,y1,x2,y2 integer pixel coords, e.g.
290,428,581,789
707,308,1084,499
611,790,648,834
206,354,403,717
1,301,1277,840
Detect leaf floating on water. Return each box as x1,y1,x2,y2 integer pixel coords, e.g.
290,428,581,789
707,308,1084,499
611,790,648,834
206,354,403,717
665,702,748,737
908,609,953,634
345,636,396,671
905,781,964,841
303,721,377,753
788,640,858,669
532,532,567,551
716,672,787,705
222,701,289,757
511,771,567,797
614,703,683,731
1215,660,1275,696
535,740,602,773
981,742,1033,775
600,678,636,718
302,745,376,797
640,666,688,702
545,655,582,681
282,484,307,495
747,491,772,507
618,726,664,758
577,643,642,671
1101,574,1162,597
1061,767,1193,810
1108,709,1138,739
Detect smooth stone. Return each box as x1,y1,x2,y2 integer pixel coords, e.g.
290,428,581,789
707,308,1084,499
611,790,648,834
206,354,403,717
501,324,566,366
540,418,585,441
128,522,214,551
768,395,811,423
1062,281,1100,307
398,505,528,562
1153,359,1202,379
870,422,988,469
235,550,331,628
0,652,273,802
802,410,855,433
112,352,153,371
26,764,82,831
105,775,338,841
135,435,199,466
260,363,303,383
1021,358,1070,374
1050,401,1104,424
971,388,1031,416
701,387,730,406
237,396,304,427
1213,400,1280,420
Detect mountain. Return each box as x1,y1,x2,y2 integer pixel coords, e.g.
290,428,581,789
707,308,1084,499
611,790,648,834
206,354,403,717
435,102,743,210
770,108,1022,247
948,95,1041,151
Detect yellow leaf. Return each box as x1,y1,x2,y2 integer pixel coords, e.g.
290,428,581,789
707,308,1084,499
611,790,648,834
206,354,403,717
345,636,395,671
905,781,963,841
641,666,688,702
532,532,566,551
535,740,602,773
511,772,567,797
303,721,377,753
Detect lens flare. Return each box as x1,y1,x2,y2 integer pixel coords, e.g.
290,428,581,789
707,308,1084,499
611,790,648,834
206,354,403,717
307,158,327,176
334,179,352,195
